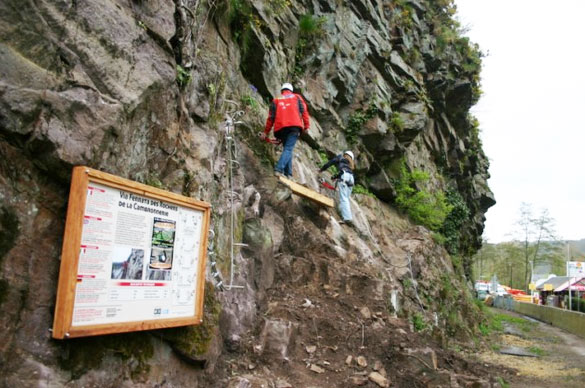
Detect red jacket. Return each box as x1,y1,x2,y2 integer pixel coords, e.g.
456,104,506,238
264,90,310,135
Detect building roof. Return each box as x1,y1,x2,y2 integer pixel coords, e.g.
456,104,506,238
554,276,585,292
537,275,585,292
536,276,570,290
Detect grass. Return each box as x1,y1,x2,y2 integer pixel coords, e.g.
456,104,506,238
345,104,378,145
497,377,510,388
528,346,546,357
299,14,326,37
412,313,426,332
390,112,404,133
492,312,535,333
176,65,191,89
294,14,326,76
240,94,261,115
478,322,490,336
478,310,536,337
352,184,375,197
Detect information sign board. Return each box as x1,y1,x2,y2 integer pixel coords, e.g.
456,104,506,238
52,167,211,339
567,261,585,277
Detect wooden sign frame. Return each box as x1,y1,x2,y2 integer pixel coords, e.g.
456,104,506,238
52,166,211,339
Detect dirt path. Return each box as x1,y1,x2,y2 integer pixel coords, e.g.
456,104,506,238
475,308,585,388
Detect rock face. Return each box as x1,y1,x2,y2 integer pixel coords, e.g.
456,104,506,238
0,0,496,387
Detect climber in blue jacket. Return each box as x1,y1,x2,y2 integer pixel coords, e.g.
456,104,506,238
318,151,355,224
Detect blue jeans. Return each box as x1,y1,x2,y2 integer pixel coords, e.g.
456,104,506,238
338,172,354,221
275,132,299,177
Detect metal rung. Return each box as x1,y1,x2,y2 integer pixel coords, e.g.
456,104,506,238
233,243,249,247
230,160,240,165
226,284,245,289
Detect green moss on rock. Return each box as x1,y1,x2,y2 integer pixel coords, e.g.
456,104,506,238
59,332,154,380
159,282,221,359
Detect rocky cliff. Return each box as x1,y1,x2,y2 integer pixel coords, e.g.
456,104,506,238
0,0,497,387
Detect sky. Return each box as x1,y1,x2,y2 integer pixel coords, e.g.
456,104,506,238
454,0,585,243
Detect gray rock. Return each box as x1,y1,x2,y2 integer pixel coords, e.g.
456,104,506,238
407,347,438,370
258,319,298,360
368,371,390,387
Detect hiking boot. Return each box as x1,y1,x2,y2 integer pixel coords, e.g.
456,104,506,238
274,171,284,178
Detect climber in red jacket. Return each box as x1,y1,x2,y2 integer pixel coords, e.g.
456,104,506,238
262,82,310,179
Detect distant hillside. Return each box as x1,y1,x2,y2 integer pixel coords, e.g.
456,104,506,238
567,239,585,259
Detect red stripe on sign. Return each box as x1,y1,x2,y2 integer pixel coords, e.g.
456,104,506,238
80,245,99,250
83,215,103,221
77,275,96,279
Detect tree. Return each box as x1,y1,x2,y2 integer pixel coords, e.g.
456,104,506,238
531,208,558,265
515,203,557,291
500,242,524,289
516,202,535,291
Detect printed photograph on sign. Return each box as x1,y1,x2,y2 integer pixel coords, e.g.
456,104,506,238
147,217,175,280
110,247,144,280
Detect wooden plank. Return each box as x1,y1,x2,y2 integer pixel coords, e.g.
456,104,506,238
53,166,90,339
194,208,211,324
279,176,334,208
66,316,199,338
87,170,211,210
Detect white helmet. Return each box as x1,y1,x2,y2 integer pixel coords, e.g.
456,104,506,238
344,150,354,160
281,82,293,92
